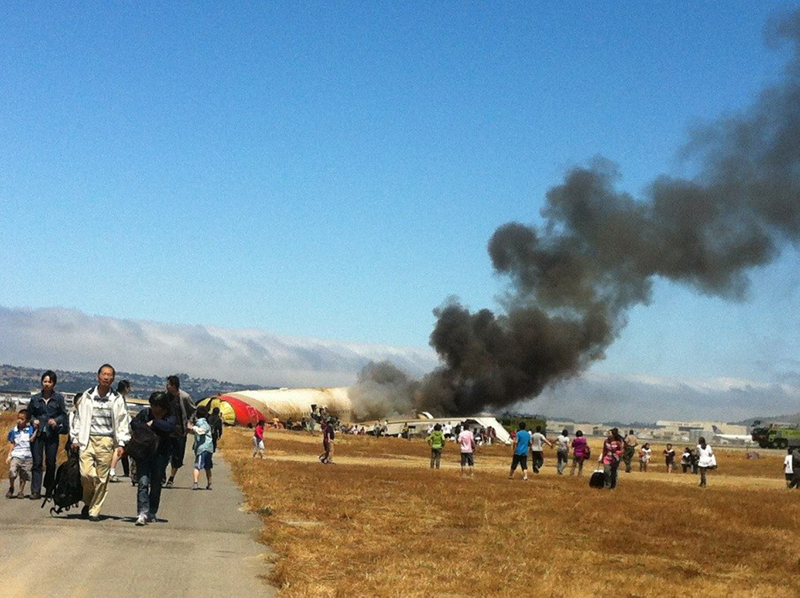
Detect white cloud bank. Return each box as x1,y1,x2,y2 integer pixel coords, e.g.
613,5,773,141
1,306,796,422
0,306,439,387
525,372,800,423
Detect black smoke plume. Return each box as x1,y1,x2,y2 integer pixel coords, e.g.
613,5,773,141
417,10,800,416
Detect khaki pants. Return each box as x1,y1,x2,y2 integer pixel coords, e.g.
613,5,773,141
80,436,115,517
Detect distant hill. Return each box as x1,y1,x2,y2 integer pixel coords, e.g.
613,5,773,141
735,413,800,426
0,364,274,400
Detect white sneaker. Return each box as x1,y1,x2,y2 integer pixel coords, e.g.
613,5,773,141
135,514,147,526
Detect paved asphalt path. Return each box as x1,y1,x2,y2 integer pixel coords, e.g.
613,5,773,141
0,444,274,597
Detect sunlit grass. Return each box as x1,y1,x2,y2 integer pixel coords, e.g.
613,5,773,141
225,427,800,597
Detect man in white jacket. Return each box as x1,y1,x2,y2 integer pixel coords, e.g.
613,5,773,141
70,364,131,521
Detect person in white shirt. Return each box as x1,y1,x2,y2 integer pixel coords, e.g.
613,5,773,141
555,429,570,475
458,424,477,477
696,437,715,488
70,364,131,521
530,426,553,474
784,448,794,488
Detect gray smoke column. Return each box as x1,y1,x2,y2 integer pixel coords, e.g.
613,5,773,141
417,10,800,416
349,360,419,420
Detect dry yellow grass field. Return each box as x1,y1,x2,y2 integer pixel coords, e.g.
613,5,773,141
2,411,796,596
224,426,799,597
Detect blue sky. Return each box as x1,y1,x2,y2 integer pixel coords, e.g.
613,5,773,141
0,3,798,419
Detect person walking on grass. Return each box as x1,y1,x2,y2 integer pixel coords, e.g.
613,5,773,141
530,426,552,474
555,429,570,475
663,443,676,474
188,404,214,490
458,423,476,477
639,443,652,472
508,422,531,480
600,428,624,490
132,392,176,526
28,370,68,500
109,380,132,483
427,423,445,469
570,430,589,476
70,364,130,521
696,437,715,488
321,418,336,464
6,409,36,499
622,429,638,473
164,375,195,489
784,448,794,488
253,419,266,459
790,447,800,489
681,447,693,473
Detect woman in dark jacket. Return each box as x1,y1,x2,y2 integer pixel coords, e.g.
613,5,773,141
130,392,176,526
28,370,68,500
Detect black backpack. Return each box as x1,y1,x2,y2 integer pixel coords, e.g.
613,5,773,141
126,419,159,462
589,470,606,489
42,448,83,515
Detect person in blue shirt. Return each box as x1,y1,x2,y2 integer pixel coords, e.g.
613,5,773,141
6,409,37,499
187,404,214,491
508,422,532,481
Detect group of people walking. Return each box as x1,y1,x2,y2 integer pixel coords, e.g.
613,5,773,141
5,367,223,526
422,421,725,490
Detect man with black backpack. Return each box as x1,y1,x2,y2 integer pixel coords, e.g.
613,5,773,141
164,375,195,489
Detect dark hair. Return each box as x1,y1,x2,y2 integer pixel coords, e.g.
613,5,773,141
535,425,542,433
518,422,526,430
212,407,220,415
610,428,622,442
562,428,569,436
196,404,209,419
167,375,180,390
98,363,115,376
257,419,265,427
698,437,706,445
149,391,171,413
434,423,441,431
117,380,131,394
18,408,30,420
41,370,57,385
576,430,583,437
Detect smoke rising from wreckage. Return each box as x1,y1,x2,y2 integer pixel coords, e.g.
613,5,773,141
394,11,800,417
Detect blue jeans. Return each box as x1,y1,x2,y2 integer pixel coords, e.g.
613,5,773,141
604,462,619,489
136,453,170,517
31,433,60,495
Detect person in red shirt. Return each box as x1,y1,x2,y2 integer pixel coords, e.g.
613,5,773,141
252,420,265,459
600,428,624,489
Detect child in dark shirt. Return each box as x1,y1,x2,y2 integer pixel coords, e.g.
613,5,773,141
663,444,676,473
